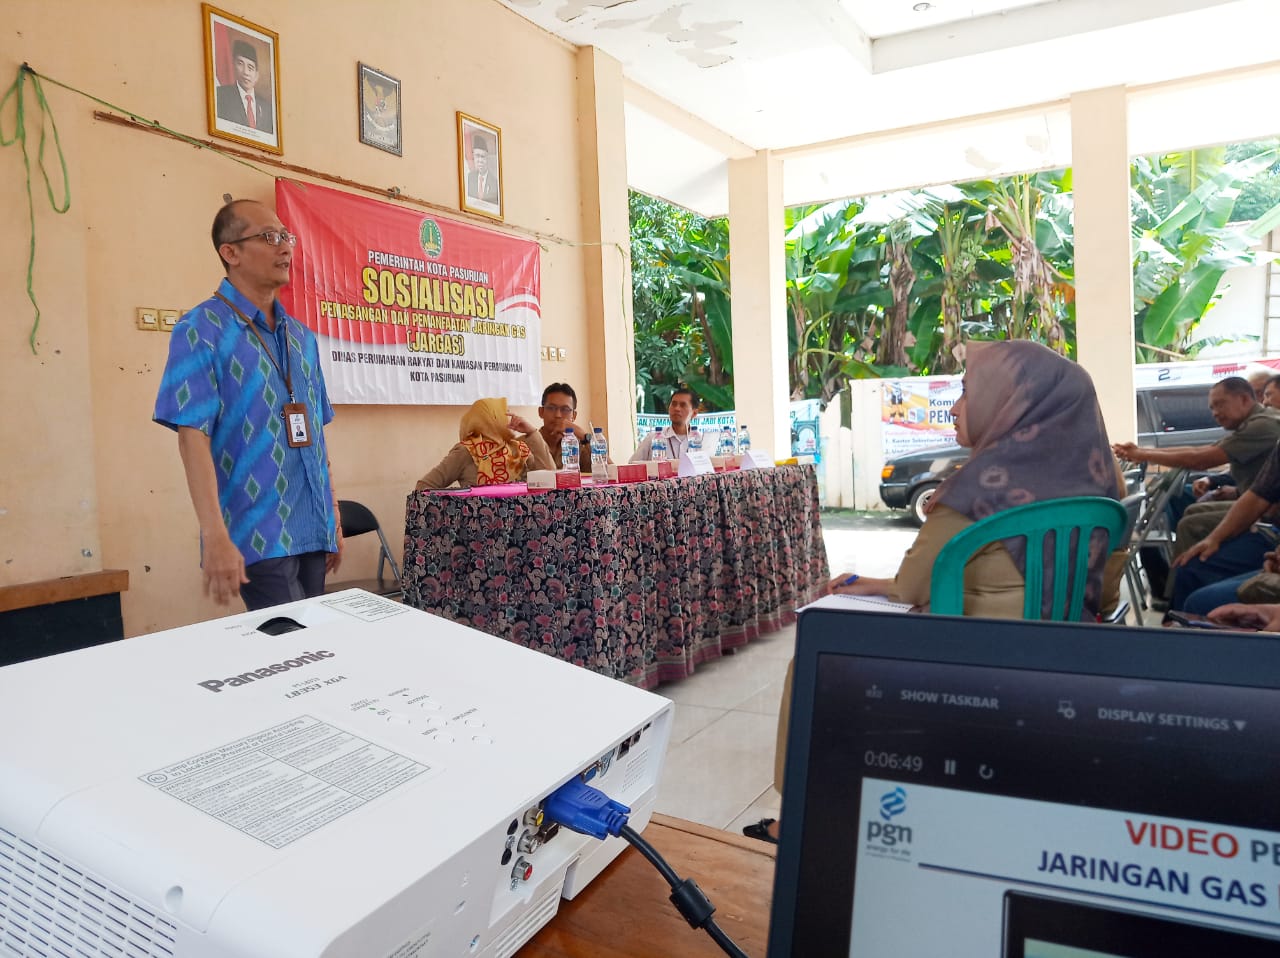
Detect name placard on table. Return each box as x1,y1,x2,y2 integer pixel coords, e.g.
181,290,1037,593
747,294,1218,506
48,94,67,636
678,451,715,477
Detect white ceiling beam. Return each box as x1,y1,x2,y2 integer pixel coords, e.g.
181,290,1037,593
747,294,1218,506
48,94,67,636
871,0,1246,74
794,0,874,74
623,78,757,159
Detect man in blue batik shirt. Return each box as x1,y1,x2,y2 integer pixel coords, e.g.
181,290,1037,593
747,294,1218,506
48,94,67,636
154,199,343,610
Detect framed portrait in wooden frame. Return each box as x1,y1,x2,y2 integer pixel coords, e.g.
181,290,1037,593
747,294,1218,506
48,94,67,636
457,112,503,221
358,63,402,156
201,3,283,154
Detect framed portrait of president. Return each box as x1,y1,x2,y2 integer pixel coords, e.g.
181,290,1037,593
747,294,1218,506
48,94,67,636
202,3,283,155
457,112,503,221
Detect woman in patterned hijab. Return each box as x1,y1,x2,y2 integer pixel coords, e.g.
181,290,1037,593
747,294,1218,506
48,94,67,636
749,342,1123,845
416,397,554,490
833,341,1122,618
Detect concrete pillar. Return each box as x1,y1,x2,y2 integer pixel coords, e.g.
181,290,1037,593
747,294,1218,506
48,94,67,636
728,151,789,457
576,47,637,450
1071,86,1136,443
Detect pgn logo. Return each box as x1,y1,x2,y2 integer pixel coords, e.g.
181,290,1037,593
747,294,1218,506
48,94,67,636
880,786,907,821
867,787,913,849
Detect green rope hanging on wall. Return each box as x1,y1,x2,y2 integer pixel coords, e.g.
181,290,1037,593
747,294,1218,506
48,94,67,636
1,63,274,355
1,64,70,354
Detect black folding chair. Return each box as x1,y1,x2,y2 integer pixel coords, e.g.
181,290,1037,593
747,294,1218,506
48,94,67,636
324,500,403,599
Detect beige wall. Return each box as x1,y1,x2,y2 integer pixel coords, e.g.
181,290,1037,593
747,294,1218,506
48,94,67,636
2,0,600,634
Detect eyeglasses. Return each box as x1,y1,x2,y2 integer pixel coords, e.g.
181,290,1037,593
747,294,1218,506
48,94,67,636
226,229,297,248
542,404,575,416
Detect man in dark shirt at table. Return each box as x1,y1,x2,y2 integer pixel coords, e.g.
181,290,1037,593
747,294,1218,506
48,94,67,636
537,382,591,471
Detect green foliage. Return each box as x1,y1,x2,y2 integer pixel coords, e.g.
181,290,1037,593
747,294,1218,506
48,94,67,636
1130,146,1280,360
785,198,891,402
628,138,1280,407
628,193,733,411
1226,139,1280,222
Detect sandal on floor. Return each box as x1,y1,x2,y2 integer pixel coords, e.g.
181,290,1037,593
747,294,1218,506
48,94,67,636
742,817,778,844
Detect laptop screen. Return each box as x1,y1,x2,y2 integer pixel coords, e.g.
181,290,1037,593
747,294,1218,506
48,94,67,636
767,607,1280,956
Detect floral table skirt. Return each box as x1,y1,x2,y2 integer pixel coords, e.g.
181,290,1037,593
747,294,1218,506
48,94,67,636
402,465,829,689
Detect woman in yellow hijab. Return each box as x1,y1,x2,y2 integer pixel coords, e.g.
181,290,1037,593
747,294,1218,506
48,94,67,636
416,397,555,490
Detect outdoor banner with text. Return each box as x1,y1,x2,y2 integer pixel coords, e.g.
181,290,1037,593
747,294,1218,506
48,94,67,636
275,179,541,405
881,376,962,459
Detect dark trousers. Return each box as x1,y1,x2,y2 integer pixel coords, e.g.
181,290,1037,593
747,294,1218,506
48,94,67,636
1170,531,1271,611
1182,570,1258,616
240,552,327,611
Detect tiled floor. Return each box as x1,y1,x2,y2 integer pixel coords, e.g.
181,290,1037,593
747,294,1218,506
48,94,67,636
650,515,1160,835
650,517,918,834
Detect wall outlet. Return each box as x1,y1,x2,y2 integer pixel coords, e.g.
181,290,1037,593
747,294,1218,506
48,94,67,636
136,308,159,331
159,309,180,332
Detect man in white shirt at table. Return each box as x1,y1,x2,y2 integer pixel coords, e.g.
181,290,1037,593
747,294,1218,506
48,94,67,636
631,387,697,462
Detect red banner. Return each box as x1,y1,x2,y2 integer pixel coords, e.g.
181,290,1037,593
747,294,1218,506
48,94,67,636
276,179,541,405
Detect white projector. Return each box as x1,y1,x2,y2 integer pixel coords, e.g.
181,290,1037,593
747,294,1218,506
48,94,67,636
0,591,672,957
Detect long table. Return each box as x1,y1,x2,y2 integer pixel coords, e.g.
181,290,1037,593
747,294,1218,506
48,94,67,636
402,465,829,689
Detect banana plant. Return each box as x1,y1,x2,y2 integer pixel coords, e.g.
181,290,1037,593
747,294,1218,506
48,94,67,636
852,186,964,371
785,199,890,402
959,171,1074,352
628,191,735,410
1131,147,1280,360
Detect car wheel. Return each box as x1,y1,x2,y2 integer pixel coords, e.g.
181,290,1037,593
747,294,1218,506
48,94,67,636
909,483,938,526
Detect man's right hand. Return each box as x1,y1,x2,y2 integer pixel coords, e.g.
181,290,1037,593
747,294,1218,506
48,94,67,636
1111,442,1142,461
1192,477,1212,497
202,532,249,605
1174,537,1220,567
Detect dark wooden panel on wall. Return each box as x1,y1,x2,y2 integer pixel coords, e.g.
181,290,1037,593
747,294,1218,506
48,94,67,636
0,570,129,667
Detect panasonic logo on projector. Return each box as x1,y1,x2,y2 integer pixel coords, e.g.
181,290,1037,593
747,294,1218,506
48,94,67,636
198,650,336,692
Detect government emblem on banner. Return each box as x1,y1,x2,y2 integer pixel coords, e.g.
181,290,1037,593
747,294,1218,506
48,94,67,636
419,218,444,259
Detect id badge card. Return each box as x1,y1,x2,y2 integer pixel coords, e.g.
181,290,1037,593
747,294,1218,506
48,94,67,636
283,402,312,448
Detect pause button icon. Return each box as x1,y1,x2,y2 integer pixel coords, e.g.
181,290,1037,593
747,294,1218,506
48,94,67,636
944,759,957,775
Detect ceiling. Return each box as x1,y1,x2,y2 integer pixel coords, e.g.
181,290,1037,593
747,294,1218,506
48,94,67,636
500,0,1280,214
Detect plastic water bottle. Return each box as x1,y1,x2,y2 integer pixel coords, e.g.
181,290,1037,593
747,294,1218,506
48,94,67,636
688,426,703,454
738,424,751,455
719,425,735,456
561,428,580,472
651,429,669,462
590,427,609,482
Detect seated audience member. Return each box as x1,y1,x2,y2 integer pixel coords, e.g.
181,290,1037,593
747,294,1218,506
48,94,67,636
1174,549,1280,618
631,387,697,462
1262,374,1280,411
832,341,1122,615
1249,369,1272,400
1171,441,1280,611
745,341,1121,845
537,382,591,471
1113,377,1280,537
416,397,554,490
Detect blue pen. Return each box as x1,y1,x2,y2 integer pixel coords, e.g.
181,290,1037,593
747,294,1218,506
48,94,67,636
843,574,860,586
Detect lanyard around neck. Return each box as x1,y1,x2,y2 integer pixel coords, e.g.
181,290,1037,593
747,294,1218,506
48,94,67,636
214,291,294,401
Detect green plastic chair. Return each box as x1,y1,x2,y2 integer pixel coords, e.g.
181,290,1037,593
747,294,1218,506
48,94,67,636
929,496,1128,620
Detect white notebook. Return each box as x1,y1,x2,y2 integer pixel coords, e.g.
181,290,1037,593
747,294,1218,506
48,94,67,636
800,593,913,614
